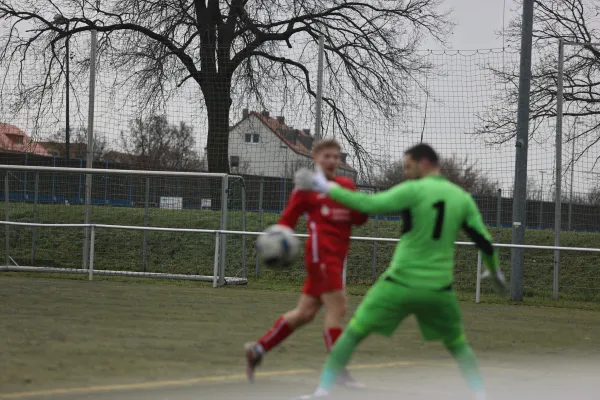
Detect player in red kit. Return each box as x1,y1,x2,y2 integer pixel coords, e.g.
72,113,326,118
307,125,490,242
244,139,368,388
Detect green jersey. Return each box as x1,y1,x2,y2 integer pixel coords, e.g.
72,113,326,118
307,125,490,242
329,175,498,290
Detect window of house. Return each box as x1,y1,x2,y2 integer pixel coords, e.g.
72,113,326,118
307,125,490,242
245,133,260,143
230,155,240,168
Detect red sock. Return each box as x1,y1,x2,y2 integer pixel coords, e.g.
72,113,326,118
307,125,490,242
324,327,343,352
257,316,294,352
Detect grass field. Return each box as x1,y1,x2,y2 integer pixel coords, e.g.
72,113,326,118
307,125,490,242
1,276,599,399
2,203,600,303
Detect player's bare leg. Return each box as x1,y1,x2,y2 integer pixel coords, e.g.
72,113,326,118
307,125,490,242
320,290,365,389
245,294,321,383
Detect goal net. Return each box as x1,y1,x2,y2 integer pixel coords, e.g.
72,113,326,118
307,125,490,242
0,166,247,286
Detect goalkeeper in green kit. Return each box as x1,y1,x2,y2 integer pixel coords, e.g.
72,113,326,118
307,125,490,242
292,144,507,400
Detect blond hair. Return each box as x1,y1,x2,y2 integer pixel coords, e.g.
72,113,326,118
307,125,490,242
312,138,341,155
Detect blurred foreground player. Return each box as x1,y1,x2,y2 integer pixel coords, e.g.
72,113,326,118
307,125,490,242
244,139,368,387
293,143,507,400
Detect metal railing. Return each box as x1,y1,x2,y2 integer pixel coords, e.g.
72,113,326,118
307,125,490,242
2,220,599,300
0,221,249,287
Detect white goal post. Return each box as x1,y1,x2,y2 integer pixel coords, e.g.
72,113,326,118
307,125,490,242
0,165,247,287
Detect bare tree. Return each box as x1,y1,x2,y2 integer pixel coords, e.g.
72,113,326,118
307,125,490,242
375,155,498,196
527,177,541,200
476,0,600,169
122,114,202,170
0,0,452,173
47,127,107,161
587,186,600,205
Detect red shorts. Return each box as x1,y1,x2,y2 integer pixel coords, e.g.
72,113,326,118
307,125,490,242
301,260,345,297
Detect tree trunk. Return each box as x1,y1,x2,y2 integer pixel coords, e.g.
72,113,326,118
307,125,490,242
204,79,232,173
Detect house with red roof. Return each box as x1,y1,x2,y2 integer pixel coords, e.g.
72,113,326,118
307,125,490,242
228,109,357,180
0,123,51,156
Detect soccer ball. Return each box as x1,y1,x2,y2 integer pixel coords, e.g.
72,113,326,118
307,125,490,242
256,225,300,267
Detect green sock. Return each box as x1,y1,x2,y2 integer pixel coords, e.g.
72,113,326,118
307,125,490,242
318,326,366,391
445,337,484,393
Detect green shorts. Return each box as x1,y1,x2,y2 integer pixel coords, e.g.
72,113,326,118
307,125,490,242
349,275,463,341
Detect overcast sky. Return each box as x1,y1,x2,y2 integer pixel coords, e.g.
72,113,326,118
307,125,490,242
427,0,513,51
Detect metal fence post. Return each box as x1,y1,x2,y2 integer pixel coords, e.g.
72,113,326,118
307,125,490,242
282,175,288,207
23,153,28,200
509,0,535,302
52,157,56,201
128,172,133,205
142,177,150,272
256,176,264,277
372,188,379,282
219,175,229,286
4,172,9,267
83,30,97,271
538,197,543,229
241,180,247,279
553,39,565,300
496,188,502,243
213,232,221,288
32,172,40,263
83,175,91,270
88,225,95,281
476,251,482,304
83,175,91,269
78,158,83,202
104,161,109,204
568,135,575,231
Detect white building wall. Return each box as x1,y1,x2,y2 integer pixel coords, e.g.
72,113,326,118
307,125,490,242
228,115,357,180
228,116,310,178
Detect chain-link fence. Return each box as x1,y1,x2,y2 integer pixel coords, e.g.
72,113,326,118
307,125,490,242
0,2,598,299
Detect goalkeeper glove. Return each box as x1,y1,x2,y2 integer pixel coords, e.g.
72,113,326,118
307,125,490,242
482,268,507,294
294,166,338,193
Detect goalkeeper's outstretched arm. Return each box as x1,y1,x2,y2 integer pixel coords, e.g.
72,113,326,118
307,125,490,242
462,193,499,272
327,182,416,215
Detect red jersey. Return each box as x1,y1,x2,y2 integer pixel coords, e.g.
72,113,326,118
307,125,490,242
278,176,368,266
